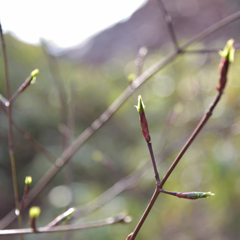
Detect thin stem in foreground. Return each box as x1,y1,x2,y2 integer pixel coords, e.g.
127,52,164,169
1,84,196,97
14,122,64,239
135,47,148,77
147,141,161,184
180,10,240,49
157,0,179,51
0,213,131,236
0,21,23,235
130,188,160,240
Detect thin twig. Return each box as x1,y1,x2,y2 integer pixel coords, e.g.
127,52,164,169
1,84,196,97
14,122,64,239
0,21,23,237
45,208,76,228
62,84,76,240
130,188,160,239
41,41,68,145
147,141,160,184
180,10,240,50
0,213,130,236
135,47,148,77
183,48,221,54
184,45,240,54
9,70,39,103
160,189,177,196
0,94,10,106
63,83,76,194
157,0,179,51
42,41,75,212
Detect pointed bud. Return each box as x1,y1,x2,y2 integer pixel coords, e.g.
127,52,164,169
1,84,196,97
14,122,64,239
31,69,39,78
30,69,39,84
219,39,235,62
176,191,215,200
135,95,151,142
216,39,235,92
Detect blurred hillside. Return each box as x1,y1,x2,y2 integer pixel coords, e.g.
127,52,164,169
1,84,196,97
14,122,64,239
62,0,240,64
0,1,240,240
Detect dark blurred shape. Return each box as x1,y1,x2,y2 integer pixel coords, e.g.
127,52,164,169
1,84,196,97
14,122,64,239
62,0,240,64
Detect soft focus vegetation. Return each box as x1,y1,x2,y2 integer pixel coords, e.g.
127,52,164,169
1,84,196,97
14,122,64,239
0,33,240,240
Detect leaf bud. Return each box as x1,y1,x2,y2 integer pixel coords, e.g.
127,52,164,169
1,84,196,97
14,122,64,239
135,95,151,142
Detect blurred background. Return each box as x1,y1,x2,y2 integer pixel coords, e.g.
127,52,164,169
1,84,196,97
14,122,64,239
1,0,240,239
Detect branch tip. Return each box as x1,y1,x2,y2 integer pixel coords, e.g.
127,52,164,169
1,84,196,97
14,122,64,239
176,191,215,200
25,176,32,186
135,95,150,142
29,207,41,218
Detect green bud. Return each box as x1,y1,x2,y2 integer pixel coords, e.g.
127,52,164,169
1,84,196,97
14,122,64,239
135,95,145,114
194,192,215,198
128,73,136,82
25,176,32,186
177,191,215,199
219,39,235,63
30,69,39,84
135,95,151,142
29,206,41,218
31,69,39,77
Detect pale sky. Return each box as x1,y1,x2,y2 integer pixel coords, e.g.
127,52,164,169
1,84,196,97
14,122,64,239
0,0,146,49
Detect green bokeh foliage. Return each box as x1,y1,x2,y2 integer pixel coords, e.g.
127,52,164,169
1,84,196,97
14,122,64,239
0,34,240,240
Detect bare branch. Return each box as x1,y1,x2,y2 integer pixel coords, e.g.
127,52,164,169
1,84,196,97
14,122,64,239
0,21,23,236
157,0,179,51
0,213,131,236
180,10,240,50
